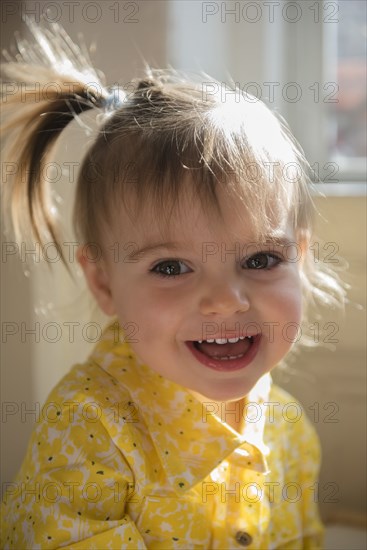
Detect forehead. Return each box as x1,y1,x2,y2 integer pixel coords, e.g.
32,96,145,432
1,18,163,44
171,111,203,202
106,179,293,249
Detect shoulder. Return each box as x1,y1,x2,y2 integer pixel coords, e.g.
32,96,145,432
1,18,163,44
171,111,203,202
49,359,130,400
262,385,325,547
38,359,134,430
1,359,142,549
15,359,136,481
265,383,322,465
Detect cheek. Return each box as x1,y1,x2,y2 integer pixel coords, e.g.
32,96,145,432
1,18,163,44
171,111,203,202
280,285,303,317
262,274,303,323
257,279,303,355
112,285,184,341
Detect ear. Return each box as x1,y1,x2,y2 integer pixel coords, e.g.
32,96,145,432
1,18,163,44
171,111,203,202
76,246,116,316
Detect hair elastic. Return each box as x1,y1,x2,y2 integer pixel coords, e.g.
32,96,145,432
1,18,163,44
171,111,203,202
102,86,127,111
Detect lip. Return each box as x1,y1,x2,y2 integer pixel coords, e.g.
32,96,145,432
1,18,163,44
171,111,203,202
185,335,261,372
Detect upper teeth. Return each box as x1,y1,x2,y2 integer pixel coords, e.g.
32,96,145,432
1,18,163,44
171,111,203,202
197,337,250,344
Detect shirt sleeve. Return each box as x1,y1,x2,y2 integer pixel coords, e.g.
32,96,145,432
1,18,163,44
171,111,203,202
1,377,147,549
275,399,325,550
299,410,325,549
265,384,325,550
2,491,148,550
65,520,147,549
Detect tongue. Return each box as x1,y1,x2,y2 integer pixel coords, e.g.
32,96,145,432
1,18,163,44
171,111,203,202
196,339,251,358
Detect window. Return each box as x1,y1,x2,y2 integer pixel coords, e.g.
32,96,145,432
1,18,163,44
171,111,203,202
326,0,366,175
274,0,366,185
168,0,366,186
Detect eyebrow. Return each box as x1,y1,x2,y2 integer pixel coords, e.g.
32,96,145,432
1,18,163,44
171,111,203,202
127,242,186,261
259,236,296,246
127,235,296,261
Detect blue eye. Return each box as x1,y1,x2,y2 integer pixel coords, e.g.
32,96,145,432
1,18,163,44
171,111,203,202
244,253,282,270
151,260,191,278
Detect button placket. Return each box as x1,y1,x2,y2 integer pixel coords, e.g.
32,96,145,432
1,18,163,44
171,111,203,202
235,530,253,547
227,462,266,549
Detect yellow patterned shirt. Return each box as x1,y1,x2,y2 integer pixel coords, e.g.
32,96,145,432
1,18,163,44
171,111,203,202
1,320,324,549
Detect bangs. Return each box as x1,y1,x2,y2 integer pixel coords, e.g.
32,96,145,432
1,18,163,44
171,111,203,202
75,78,315,249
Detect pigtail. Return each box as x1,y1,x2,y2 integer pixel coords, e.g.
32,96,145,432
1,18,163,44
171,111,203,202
1,17,120,267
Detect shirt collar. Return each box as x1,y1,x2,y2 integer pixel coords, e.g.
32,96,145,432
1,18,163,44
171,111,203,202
89,320,271,495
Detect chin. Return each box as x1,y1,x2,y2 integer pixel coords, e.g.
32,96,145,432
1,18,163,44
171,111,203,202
194,382,254,403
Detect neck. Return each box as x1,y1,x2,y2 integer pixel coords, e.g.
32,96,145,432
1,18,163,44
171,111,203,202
189,390,245,435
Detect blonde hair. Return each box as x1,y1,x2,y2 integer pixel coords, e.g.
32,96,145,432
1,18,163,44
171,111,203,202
1,19,346,348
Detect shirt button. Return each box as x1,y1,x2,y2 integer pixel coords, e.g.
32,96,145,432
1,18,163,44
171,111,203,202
235,531,253,547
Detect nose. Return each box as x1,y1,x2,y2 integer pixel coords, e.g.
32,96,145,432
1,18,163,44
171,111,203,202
199,277,250,317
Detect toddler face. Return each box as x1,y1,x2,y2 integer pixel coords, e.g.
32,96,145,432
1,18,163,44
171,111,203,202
83,183,305,402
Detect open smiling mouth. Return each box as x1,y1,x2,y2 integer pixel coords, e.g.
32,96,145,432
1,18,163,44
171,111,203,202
185,335,261,372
